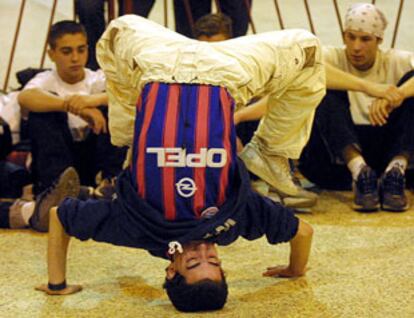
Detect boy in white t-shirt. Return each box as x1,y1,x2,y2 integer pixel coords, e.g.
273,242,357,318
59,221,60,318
298,3,414,212
18,21,125,198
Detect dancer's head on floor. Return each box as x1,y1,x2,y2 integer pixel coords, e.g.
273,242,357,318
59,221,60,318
163,241,228,312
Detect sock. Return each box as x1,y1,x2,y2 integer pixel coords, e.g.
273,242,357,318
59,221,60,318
9,200,35,229
21,201,35,225
385,157,407,174
347,156,366,181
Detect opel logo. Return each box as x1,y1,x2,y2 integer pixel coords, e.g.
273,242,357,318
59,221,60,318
176,177,197,198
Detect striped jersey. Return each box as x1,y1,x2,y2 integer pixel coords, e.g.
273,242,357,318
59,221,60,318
131,82,237,221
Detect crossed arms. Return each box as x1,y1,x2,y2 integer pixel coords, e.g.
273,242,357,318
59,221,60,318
234,63,414,127
18,89,108,134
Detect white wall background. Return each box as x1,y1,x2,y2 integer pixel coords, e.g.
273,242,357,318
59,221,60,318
1,0,413,91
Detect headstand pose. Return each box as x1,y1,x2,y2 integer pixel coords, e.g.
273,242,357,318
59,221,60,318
36,16,324,312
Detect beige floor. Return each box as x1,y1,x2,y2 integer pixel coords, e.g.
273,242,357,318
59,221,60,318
1,190,414,318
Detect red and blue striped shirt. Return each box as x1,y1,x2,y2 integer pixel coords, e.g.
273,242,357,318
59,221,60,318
131,83,237,221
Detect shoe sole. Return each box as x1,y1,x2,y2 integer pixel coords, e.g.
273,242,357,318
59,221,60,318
381,203,409,212
31,167,80,232
240,145,299,197
352,202,380,213
283,196,317,209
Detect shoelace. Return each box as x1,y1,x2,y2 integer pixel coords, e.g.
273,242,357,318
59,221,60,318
383,170,404,195
358,170,377,194
36,179,59,202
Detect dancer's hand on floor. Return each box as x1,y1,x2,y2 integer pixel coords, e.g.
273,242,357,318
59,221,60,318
35,284,83,295
262,265,307,278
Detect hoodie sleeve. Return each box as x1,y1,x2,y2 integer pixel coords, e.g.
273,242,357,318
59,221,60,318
240,189,299,244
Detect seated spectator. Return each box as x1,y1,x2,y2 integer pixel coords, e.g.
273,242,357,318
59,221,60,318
0,113,31,199
18,21,126,199
298,3,414,212
193,13,318,209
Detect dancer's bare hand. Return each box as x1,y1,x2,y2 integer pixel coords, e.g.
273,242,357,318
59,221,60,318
262,265,307,278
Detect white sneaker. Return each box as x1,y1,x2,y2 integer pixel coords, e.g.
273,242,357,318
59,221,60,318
251,178,316,210
240,142,303,197
250,179,283,203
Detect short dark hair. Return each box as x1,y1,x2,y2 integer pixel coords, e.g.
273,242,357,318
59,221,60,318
193,13,233,39
163,271,228,312
48,20,87,49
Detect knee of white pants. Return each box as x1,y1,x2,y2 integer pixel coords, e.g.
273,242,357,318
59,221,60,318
253,64,325,158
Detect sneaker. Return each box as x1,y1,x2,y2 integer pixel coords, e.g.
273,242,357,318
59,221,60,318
352,166,379,212
282,193,317,210
93,177,116,200
29,167,80,232
380,166,408,212
251,179,271,197
251,178,316,210
239,141,305,197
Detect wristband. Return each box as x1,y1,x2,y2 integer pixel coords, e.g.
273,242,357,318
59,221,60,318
48,280,67,291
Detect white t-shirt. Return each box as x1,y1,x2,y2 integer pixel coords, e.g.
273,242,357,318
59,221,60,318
323,46,414,124
0,92,20,144
22,68,106,140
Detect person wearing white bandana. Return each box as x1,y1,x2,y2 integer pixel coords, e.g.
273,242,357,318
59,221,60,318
298,3,414,213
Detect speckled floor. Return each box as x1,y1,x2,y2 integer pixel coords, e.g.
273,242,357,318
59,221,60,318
1,190,414,318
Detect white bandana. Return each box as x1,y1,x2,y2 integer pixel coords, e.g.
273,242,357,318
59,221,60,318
344,3,387,38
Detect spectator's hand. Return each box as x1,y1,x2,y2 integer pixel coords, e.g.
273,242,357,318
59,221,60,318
369,98,394,126
79,108,107,134
66,95,96,115
262,265,307,278
35,284,82,295
364,83,404,107
382,86,405,107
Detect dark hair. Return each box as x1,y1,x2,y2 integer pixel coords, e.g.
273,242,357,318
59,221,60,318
163,271,228,312
193,13,233,39
48,20,87,49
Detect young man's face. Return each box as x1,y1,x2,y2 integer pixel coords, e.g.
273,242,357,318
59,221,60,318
343,30,381,71
167,242,222,284
48,33,88,83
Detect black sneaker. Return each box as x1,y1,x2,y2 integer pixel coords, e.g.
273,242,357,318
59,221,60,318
380,166,408,212
353,166,379,212
29,167,80,232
